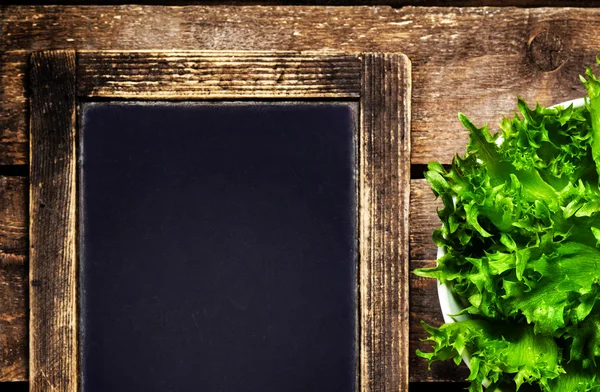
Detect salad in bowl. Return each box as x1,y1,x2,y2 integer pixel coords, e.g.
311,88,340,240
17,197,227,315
415,60,600,392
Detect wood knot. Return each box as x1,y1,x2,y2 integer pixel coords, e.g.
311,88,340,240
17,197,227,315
527,30,566,72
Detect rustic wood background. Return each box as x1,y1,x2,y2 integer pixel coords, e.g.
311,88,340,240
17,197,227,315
0,3,597,390
11,0,600,7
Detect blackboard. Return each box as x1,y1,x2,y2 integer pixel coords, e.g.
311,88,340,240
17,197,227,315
79,102,357,392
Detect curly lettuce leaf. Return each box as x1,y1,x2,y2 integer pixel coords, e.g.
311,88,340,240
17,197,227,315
417,320,563,392
581,60,600,178
547,363,600,392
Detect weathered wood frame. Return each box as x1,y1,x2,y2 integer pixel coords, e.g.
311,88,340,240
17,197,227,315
29,49,411,392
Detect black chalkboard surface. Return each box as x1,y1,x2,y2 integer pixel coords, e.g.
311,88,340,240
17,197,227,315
79,102,357,392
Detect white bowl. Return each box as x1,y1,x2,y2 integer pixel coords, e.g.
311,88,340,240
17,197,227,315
436,97,586,387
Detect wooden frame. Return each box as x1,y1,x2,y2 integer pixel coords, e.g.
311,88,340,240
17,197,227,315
29,49,411,391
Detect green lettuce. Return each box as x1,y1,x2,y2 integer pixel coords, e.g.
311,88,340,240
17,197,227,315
415,58,600,391
417,320,563,392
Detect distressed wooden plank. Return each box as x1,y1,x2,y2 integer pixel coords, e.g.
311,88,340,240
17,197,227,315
77,51,361,98
11,0,600,5
359,53,411,391
11,0,600,6
0,51,28,166
0,177,27,256
409,177,441,263
0,255,27,383
0,176,28,382
29,50,77,392
0,6,596,165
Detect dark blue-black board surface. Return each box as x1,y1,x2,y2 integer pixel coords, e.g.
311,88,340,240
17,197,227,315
79,102,357,392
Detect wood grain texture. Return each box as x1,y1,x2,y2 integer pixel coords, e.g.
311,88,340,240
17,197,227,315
9,0,600,7
0,51,29,166
0,176,28,382
77,51,361,98
409,178,440,263
29,50,77,392
359,53,411,391
0,6,597,165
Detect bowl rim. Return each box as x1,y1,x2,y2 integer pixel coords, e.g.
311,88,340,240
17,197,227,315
435,97,586,386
